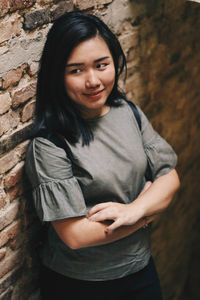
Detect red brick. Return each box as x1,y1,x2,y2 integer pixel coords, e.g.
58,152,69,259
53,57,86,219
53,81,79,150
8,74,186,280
0,110,20,137
7,183,23,202
0,248,7,261
0,114,11,137
0,220,21,248
0,201,19,231
0,249,22,278
0,150,19,174
11,82,36,108
0,0,9,17
12,0,36,11
0,93,11,115
0,15,21,44
0,192,6,210
0,123,32,156
4,0,36,14
74,0,112,10
21,100,35,122
15,140,30,160
4,161,24,190
2,64,27,90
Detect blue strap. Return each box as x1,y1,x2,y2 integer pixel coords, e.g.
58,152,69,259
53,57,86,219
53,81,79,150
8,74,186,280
126,100,141,130
126,100,152,181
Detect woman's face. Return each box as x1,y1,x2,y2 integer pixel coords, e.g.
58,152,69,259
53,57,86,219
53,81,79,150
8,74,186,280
65,36,115,119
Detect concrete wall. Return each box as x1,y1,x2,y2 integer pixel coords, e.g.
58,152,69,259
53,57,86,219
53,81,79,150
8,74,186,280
0,0,199,299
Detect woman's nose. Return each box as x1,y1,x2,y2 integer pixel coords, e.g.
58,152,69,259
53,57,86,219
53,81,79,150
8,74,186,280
85,70,101,89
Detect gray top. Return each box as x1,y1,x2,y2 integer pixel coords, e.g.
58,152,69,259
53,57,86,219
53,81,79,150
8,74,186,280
25,100,177,281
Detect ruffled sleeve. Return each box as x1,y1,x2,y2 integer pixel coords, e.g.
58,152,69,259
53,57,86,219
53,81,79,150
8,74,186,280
25,137,87,222
137,107,178,181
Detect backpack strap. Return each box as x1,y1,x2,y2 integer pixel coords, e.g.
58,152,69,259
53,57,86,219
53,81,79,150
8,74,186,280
126,100,152,181
126,100,142,131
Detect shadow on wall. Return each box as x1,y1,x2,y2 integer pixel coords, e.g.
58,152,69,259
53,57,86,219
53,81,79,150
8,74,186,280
127,0,200,299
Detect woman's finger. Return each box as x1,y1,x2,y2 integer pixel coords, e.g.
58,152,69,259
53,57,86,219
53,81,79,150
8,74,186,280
88,208,116,222
87,202,112,217
105,219,123,233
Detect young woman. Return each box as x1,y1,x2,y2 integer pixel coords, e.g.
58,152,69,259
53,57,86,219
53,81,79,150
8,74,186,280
25,11,180,300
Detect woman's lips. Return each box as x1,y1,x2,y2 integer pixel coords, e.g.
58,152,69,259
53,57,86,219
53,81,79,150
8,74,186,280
84,89,104,99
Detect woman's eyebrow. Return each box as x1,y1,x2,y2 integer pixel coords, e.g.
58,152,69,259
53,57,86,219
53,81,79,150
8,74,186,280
66,56,110,68
66,62,84,67
94,56,110,63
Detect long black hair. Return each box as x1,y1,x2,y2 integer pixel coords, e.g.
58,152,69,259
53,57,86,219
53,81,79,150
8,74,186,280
32,11,127,145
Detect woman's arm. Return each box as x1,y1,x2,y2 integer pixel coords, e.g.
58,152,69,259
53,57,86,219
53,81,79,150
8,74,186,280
88,169,180,232
53,169,180,249
52,181,154,250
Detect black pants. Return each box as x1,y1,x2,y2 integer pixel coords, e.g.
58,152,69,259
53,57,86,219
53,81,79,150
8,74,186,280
40,257,162,300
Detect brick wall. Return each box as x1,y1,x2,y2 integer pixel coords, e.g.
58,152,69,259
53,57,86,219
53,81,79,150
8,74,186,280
0,0,200,299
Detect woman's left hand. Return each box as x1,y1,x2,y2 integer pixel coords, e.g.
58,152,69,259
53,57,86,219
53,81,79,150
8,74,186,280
87,181,152,232
87,202,142,232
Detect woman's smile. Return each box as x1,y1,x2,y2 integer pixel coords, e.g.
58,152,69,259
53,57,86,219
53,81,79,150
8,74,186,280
83,89,105,99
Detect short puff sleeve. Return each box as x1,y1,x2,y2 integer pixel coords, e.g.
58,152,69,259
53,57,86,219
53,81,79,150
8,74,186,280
25,137,87,222
137,107,178,180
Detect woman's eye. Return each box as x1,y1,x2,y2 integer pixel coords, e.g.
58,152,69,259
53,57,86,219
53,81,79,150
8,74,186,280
69,68,81,74
96,63,108,69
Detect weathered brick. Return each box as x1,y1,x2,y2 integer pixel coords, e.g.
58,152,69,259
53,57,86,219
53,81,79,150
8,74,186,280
11,82,36,108
0,28,50,78
118,31,139,53
9,233,24,250
2,64,27,90
24,8,51,30
0,110,20,137
0,201,19,231
51,1,74,21
74,0,112,10
15,140,30,159
4,162,24,190
0,93,11,115
0,150,19,175
0,140,29,173
39,0,53,3
0,248,6,262
0,191,6,210
7,183,23,202
0,287,12,300
27,62,38,77
0,220,21,248
0,122,32,155
21,100,35,123
0,15,21,44
0,0,8,17
7,0,36,12
0,267,22,295
0,249,22,279
0,114,11,137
